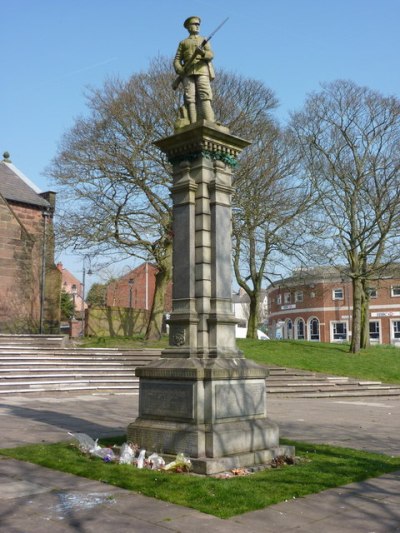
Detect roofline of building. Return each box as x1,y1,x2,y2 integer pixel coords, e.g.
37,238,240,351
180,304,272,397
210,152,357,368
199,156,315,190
3,161,43,194
266,264,400,292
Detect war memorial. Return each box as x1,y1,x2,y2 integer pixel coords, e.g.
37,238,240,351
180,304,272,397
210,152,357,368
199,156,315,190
127,16,293,474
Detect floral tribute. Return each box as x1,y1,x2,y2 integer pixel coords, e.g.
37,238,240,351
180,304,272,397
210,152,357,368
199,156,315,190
68,432,192,473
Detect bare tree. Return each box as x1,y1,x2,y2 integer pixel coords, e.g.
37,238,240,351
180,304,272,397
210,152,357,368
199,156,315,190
232,123,313,338
289,80,400,352
49,57,285,339
49,58,176,339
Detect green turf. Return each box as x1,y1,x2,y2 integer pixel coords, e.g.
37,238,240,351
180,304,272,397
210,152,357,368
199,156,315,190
237,339,400,384
1,438,399,518
79,336,400,384
79,334,169,350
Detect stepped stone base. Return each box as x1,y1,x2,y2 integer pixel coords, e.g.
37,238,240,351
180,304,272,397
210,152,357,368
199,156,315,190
143,443,294,476
127,357,289,474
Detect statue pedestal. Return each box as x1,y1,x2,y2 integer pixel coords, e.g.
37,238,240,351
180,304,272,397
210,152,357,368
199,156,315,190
127,358,293,474
127,121,294,474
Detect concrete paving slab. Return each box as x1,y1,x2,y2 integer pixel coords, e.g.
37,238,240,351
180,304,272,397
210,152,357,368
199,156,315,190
231,504,321,531
268,396,400,456
0,458,126,496
0,479,50,499
0,392,400,531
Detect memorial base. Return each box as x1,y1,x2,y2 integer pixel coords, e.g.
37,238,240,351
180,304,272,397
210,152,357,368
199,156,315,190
127,120,294,474
127,358,294,474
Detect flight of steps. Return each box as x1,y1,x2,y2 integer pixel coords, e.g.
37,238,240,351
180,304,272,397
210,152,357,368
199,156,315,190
266,366,400,398
1,335,399,398
0,334,160,395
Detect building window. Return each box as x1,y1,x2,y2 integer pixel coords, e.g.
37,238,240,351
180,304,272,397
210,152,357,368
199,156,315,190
276,294,282,305
392,320,400,340
295,291,303,303
308,317,320,341
284,319,293,339
295,318,305,340
284,292,291,304
369,321,380,342
331,321,347,341
391,286,400,297
368,288,377,299
332,288,344,300
274,320,284,340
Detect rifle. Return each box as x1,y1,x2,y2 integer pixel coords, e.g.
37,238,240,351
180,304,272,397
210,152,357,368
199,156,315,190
172,17,229,91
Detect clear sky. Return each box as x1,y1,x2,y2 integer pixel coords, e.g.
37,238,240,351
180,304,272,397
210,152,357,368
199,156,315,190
3,0,399,284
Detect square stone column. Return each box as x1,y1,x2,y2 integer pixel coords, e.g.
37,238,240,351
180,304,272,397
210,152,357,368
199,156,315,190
127,121,293,474
158,121,249,358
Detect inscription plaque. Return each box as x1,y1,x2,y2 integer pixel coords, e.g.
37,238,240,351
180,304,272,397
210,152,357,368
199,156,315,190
215,382,265,419
128,427,199,456
140,381,194,420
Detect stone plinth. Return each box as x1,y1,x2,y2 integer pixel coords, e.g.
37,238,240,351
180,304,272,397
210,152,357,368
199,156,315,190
127,121,293,474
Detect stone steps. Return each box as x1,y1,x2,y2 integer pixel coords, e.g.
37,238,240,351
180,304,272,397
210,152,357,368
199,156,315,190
0,335,159,395
0,336,399,397
265,365,400,398
0,334,66,347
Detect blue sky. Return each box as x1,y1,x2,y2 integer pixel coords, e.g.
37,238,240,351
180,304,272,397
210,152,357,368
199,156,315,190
3,0,399,283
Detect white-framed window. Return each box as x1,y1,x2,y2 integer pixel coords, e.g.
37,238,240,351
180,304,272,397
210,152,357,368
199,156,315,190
284,292,291,304
295,318,305,340
295,291,303,303
391,320,400,340
368,288,377,299
276,294,282,305
308,317,320,341
391,286,400,297
284,318,293,339
369,321,380,343
274,320,284,340
332,288,344,300
331,321,347,341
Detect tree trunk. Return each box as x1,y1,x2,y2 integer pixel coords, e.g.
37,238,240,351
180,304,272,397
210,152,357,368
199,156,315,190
360,280,370,349
350,277,363,353
246,292,259,339
144,267,169,340
145,243,172,341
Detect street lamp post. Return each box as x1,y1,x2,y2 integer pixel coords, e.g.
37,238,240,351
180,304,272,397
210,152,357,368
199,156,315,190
80,256,92,337
39,209,51,334
71,284,77,320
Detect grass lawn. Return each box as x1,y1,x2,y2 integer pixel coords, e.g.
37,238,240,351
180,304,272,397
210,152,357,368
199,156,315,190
80,335,400,384
237,339,400,384
79,335,169,350
1,437,400,518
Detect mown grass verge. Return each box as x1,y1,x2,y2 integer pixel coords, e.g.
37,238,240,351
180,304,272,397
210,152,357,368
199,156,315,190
237,339,400,384
79,334,169,350
79,336,400,384
1,437,399,518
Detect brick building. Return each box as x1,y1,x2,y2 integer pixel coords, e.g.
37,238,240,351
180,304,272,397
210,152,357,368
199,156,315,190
267,266,400,345
0,152,61,332
57,262,86,316
106,262,172,312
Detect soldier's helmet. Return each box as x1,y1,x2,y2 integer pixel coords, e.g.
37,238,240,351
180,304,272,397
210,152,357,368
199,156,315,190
184,16,201,29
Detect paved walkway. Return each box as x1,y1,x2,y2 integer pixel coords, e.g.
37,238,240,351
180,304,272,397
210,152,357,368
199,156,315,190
0,393,399,532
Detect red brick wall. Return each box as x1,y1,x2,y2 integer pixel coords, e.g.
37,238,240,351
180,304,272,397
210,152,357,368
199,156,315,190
267,277,400,345
106,263,172,312
0,199,60,332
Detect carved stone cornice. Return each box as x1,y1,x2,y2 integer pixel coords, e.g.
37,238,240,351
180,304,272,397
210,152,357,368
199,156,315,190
154,120,251,167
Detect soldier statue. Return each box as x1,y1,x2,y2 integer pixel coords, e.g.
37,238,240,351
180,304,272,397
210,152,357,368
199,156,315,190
173,16,216,124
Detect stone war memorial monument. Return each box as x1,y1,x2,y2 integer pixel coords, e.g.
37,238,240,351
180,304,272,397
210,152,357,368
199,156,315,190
127,16,294,474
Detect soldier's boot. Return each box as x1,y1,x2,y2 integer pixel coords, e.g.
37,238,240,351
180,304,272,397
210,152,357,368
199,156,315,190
200,100,215,122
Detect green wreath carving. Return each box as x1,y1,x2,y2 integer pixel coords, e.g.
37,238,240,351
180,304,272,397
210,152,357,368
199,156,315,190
169,150,238,168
